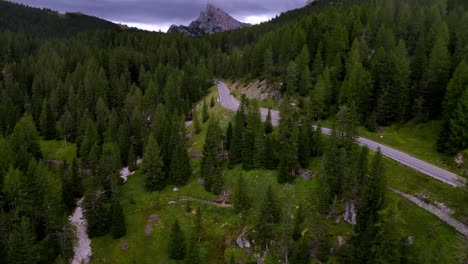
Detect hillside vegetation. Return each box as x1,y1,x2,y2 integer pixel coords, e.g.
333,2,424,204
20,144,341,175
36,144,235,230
0,0,467,263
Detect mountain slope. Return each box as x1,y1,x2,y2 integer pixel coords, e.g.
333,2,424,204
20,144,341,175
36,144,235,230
0,0,120,37
168,4,250,37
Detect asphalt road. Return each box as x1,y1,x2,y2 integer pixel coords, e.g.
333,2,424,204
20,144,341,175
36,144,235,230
216,81,465,187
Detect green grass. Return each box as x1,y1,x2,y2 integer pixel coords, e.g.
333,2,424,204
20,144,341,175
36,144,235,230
187,86,235,154
357,120,462,176
91,88,467,264
40,139,77,163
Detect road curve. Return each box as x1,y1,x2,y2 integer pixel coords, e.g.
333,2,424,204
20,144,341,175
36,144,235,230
216,81,465,187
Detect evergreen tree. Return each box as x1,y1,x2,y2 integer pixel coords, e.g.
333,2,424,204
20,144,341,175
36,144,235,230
142,134,165,192
352,148,386,264
128,144,137,171
225,122,233,150
254,185,280,248
202,100,209,123
210,96,215,108
82,190,111,237
263,134,278,170
286,61,298,95
423,35,451,118
39,99,56,140
446,88,468,153
7,217,39,264
233,174,251,214
242,100,262,170
372,203,406,264
110,199,126,239
169,138,191,186
229,96,247,167
168,219,186,260
265,110,273,134
186,233,202,264
193,111,201,134
201,119,223,193
9,114,42,170
263,46,274,83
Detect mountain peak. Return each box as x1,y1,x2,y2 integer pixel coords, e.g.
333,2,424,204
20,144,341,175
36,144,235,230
168,4,250,37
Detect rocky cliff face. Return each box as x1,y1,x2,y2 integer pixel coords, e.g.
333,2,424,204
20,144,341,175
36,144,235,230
168,4,250,37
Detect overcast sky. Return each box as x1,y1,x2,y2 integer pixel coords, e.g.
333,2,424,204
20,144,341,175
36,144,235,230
10,0,306,32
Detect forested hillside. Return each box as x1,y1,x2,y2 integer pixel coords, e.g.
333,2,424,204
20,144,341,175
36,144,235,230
0,0,467,263
0,0,120,38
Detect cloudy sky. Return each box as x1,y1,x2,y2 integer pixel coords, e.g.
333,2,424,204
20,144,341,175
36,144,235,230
10,0,306,32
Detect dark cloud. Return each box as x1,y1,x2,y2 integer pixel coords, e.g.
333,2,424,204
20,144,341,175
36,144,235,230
9,0,305,30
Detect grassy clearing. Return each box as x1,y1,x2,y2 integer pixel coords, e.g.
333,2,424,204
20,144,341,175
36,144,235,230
40,139,77,163
91,158,467,264
187,86,235,154
91,89,467,263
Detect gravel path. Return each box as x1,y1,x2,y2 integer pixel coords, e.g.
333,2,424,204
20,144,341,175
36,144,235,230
390,188,468,237
216,81,465,187
69,198,92,264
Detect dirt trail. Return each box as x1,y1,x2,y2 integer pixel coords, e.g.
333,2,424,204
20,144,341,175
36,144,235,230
390,188,468,237
69,198,92,264
177,196,233,208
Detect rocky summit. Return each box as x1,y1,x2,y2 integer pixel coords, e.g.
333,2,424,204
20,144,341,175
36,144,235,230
167,4,250,37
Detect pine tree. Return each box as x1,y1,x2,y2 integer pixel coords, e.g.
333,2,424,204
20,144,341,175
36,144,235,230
168,219,186,260
298,121,311,168
39,99,56,140
7,217,39,264
265,110,273,134
233,174,251,214
142,133,165,192
423,35,451,118
202,100,209,123
229,96,247,167
9,114,43,170
263,46,274,83
186,233,202,264
110,199,126,239
254,185,280,248
352,148,386,264
82,190,111,237
201,119,223,193
242,100,262,170
128,145,137,171
286,61,298,95
263,133,278,170
446,88,468,153
225,122,233,150
210,96,215,108
169,138,191,186
193,111,201,134
310,69,332,120
372,203,406,264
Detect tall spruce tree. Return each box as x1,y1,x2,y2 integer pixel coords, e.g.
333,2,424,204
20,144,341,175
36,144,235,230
229,95,247,167
168,219,186,260
352,148,386,264
202,99,209,123
254,185,280,248
110,198,126,239
372,203,406,264
233,174,251,214
446,88,468,153
142,133,165,192
265,110,273,134
7,217,39,264
201,119,223,193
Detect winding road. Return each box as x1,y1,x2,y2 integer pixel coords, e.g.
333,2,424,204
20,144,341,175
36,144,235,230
216,81,465,187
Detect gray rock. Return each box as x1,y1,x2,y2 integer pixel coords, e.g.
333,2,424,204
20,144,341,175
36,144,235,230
168,4,250,37
344,201,357,225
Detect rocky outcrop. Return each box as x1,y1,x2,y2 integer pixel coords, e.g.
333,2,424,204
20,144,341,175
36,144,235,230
168,4,250,37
